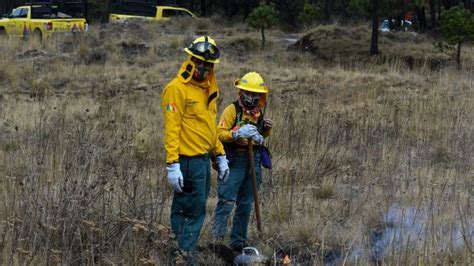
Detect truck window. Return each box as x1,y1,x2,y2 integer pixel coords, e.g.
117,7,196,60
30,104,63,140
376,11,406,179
162,9,192,18
177,10,192,17
19,8,29,18
32,6,56,18
10,9,22,18
162,9,176,18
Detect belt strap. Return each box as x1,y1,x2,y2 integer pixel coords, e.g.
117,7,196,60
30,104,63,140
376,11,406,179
179,153,210,160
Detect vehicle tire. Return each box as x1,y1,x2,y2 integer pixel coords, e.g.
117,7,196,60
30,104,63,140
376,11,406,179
32,29,43,43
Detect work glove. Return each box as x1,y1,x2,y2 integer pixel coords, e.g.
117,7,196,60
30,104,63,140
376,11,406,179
263,118,273,130
216,155,230,182
166,163,183,193
251,133,264,146
232,124,258,139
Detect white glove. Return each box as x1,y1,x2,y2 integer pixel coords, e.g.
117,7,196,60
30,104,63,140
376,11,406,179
232,124,258,139
251,133,264,145
166,163,183,193
216,155,230,182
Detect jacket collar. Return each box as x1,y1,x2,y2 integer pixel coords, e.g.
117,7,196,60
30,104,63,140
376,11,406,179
176,58,219,102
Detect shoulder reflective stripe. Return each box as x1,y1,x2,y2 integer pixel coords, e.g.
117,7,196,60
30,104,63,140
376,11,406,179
185,63,193,72
181,71,190,80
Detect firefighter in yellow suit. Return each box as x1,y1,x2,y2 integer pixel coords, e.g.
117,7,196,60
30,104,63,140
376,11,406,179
212,72,272,252
161,36,229,265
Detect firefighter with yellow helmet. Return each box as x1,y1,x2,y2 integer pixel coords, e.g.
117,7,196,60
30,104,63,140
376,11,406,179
161,36,228,263
212,72,273,252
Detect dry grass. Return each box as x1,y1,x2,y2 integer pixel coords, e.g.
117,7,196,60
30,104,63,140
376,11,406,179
0,20,472,265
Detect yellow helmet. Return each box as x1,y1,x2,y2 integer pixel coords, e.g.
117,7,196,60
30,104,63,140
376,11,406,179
184,36,220,63
234,72,268,94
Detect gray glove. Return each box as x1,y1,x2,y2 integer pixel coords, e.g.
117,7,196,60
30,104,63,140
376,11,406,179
251,133,264,145
232,124,258,139
216,155,230,182
166,163,183,193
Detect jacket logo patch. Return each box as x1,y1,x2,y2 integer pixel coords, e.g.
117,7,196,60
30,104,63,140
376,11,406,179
165,103,177,112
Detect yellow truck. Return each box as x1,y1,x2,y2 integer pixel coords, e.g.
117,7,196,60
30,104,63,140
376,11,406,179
109,1,197,22
0,1,87,41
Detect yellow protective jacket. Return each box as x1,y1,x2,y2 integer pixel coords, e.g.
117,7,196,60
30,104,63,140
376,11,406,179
162,59,225,163
217,102,271,147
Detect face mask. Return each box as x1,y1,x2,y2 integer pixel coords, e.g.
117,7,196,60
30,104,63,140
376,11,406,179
240,92,260,108
193,65,211,81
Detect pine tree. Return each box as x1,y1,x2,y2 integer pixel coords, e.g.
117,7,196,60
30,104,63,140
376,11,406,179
436,3,474,68
247,2,279,49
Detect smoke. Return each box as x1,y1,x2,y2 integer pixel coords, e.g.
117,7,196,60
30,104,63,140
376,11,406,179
369,205,427,262
367,204,472,263
323,204,473,265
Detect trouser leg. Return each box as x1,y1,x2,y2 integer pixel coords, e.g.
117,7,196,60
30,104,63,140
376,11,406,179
230,152,261,250
170,155,210,263
212,153,247,239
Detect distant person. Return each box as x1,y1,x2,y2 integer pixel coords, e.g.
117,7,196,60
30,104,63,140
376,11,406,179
161,36,229,264
212,72,272,252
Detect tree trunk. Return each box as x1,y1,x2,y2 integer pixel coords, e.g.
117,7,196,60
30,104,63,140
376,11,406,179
420,6,427,30
456,41,462,69
416,6,427,31
83,0,88,22
437,0,442,20
200,0,206,17
444,0,453,9
467,0,474,11
396,16,402,31
261,27,265,49
370,0,379,55
389,16,395,31
243,2,250,18
324,0,331,22
429,0,437,27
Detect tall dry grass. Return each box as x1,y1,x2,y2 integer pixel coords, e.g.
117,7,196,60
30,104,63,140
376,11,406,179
0,19,472,265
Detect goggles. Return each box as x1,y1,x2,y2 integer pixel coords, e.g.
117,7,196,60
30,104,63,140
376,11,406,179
188,37,220,61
